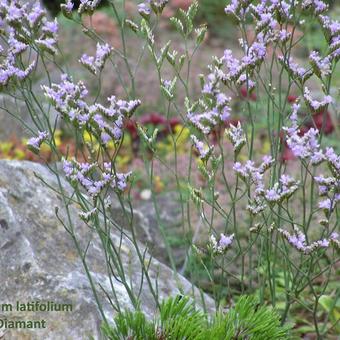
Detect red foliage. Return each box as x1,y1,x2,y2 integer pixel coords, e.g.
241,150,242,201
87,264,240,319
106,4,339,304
210,118,244,144
140,112,167,126
240,86,257,101
281,143,295,161
287,95,298,103
127,113,182,139
125,119,138,139
305,110,334,135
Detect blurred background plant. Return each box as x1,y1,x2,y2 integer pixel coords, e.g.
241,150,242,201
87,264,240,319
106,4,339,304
197,0,237,40
0,0,339,338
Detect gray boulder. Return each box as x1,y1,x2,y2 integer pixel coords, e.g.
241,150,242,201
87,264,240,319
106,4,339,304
109,191,189,267
0,160,214,339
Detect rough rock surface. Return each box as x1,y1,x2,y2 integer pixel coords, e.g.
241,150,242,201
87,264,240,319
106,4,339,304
0,160,214,339
118,192,188,267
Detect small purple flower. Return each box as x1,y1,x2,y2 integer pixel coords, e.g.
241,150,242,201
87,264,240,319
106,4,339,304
286,127,320,160
79,54,96,74
65,0,74,12
95,43,112,68
278,56,311,82
79,43,112,74
63,160,75,177
190,135,214,161
288,234,306,251
42,19,59,36
278,29,291,43
210,233,234,254
318,239,329,247
35,37,58,55
265,188,281,202
138,3,151,16
114,172,132,192
6,3,24,23
187,110,219,135
225,122,246,154
319,198,332,211
319,15,340,39
27,3,45,27
27,131,49,153
63,159,115,197
330,232,339,240
304,87,333,112
302,0,328,14
78,0,102,14
218,233,234,250
309,51,331,77
8,31,28,55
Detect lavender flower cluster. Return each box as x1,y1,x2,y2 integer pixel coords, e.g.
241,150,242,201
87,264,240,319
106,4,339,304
2,0,339,270
278,226,339,254
0,1,58,87
279,4,339,84
233,154,275,215
225,122,246,155
63,159,132,198
190,135,214,161
284,103,323,162
27,131,49,153
137,0,169,17
79,43,112,75
187,82,232,134
283,105,340,216
223,103,339,249
209,233,235,255
43,74,141,145
189,0,339,138
78,0,101,14
188,0,294,133
265,175,300,203
217,104,338,254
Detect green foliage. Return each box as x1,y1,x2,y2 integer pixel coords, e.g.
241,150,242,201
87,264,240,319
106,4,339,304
208,296,291,339
197,0,236,39
170,1,201,39
101,309,156,340
318,294,340,334
102,295,291,339
159,296,207,339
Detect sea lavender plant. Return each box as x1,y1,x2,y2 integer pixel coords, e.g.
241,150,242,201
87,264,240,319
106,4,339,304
1,0,339,338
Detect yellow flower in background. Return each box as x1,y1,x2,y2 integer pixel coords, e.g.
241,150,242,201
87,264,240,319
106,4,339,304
196,157,203,167
154,175,164,193
174,124,190,145
14,149,25,160
156,141,172,154
238,153,248,162
261,139,271,155
122,133,132,148
107,140,116,151
0,142,13,155
40,142,51,153
54,130,62,147
83,130,93,143
93,142,100,152
158,124,190,155
116,154,131,168
83,131,100,152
